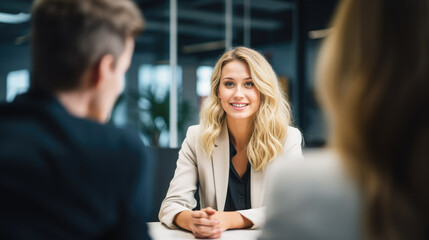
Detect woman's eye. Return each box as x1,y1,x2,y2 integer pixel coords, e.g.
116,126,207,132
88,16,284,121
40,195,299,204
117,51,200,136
225,82,234,87
244,82,254,87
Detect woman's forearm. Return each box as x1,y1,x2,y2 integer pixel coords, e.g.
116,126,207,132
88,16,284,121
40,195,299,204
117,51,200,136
173,210,193,231
222,211,253,229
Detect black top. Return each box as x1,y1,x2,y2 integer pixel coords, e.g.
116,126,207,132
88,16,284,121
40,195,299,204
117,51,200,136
223,137,251,211
0,90,151,240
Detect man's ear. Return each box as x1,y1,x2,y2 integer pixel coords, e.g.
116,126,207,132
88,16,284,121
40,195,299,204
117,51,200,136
90,54,115,89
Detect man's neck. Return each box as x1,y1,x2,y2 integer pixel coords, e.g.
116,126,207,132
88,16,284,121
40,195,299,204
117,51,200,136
55,90,96,121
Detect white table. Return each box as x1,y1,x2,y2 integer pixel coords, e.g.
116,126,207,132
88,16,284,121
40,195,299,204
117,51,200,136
148,222,262,240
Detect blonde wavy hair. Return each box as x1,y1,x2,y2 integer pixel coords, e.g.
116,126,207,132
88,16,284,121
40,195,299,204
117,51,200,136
200,46,291,171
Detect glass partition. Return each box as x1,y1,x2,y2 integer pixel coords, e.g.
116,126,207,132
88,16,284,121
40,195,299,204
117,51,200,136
0,0,340,148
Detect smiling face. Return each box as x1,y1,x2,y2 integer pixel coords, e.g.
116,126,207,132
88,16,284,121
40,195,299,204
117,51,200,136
217,60,261,123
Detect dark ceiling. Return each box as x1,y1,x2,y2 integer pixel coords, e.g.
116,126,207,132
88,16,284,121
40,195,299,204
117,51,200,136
0,0,338,60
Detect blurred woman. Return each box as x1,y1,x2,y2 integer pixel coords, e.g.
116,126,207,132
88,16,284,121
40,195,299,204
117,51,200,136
159,46,302,238
260,0,429,239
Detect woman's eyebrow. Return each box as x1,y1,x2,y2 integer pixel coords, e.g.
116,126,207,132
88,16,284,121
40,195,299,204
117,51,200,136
221,77,252,81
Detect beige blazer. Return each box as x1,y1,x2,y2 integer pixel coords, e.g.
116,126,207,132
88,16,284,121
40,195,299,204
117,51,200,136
159,124,303,229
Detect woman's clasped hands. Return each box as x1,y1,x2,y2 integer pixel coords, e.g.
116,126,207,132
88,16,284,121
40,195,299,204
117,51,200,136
189,207,229,239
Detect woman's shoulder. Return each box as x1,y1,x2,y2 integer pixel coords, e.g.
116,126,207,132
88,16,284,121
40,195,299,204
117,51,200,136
185,124,201,136
187,124,200,131
273,148,356,195
183,124,210,149
285,126,302,142
279,126,303,154
276,149,339,175
265,148,362,240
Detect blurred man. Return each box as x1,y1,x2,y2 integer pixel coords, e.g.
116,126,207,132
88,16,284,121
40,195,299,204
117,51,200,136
0,0,151,239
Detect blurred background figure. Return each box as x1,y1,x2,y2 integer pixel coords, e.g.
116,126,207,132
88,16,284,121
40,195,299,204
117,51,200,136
159,46,302,239
260,0,429,239
0,0,152,239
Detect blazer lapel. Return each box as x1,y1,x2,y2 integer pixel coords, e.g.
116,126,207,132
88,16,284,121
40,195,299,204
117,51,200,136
211,123,229,211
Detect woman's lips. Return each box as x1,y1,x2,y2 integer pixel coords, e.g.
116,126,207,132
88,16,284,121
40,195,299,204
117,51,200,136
230,103,249,110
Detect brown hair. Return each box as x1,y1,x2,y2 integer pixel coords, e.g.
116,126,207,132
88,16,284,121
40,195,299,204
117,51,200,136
317,0,429,239
31,0,144,91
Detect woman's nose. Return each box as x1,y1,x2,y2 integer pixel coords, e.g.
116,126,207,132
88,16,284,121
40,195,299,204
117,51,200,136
233,86,244,99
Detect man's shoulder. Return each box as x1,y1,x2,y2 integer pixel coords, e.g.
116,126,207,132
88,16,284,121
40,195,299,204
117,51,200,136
77,122,147,162
0,93,146,164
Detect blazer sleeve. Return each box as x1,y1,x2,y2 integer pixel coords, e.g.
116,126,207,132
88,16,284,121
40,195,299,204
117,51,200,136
158,126,199,229
237,207,266,229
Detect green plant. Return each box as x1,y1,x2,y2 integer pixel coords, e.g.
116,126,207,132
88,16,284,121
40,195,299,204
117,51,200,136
113,88,191,146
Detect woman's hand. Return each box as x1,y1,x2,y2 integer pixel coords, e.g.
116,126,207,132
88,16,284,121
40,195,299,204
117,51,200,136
211,211,253,230
174,208,253,238
189,207,222,238
210,211,232,231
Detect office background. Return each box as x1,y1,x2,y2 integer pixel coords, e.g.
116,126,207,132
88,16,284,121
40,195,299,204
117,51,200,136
0,0,338,148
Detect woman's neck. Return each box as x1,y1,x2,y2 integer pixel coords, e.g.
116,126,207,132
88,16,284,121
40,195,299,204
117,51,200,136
226,117,254,150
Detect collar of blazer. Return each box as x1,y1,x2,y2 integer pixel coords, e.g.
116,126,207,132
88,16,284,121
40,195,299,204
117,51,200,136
211,122,265,211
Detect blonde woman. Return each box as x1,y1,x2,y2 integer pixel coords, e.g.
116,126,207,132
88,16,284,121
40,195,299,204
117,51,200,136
159,46,302,238
260,0,429,239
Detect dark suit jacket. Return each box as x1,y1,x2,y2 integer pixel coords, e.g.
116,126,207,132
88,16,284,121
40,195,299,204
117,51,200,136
0,90,151,240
